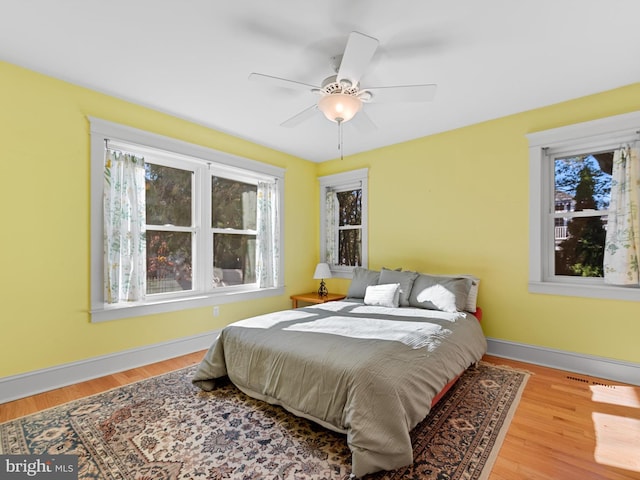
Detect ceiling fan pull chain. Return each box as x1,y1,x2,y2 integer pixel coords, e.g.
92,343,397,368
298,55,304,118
338,120,343,160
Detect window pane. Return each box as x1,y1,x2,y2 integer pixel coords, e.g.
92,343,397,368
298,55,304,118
211,176,257,230
554,152,612,212
145,164,192,226
339,229,361,266
555,215,607,277
213,233,256,287
337,189,362,226
146,231,192,293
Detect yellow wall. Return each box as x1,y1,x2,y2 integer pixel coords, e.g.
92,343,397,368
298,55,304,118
319,82,640,365
1,59,638,382
0,62,319,378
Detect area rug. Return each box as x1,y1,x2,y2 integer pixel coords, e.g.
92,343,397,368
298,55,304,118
0,362,528,480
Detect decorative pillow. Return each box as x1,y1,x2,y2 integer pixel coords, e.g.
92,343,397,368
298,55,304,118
430,273,480,312
346,267,380,299
462,276,480,312
409,274,473,312
378,269,418,307
364,283,400,308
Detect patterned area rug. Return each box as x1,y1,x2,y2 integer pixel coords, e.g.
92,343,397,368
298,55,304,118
1,362,528,480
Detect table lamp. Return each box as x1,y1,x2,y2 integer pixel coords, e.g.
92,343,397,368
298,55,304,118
313,262,331,297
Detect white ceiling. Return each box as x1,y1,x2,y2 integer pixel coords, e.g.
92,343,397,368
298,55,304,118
1,0,640,162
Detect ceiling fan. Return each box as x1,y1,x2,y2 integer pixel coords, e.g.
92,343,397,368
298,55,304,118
248,31,437,132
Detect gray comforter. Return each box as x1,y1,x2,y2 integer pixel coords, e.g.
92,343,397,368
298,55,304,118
192,301,487,477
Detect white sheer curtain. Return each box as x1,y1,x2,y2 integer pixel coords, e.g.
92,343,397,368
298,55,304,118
603,146,640,285
325,189,338,265
103,149,146,303
256,181,279,288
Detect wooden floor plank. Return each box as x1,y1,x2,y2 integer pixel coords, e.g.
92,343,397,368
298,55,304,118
1,352,639,479
484,355,640,480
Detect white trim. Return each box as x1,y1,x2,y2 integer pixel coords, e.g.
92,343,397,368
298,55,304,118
89,117,286,321
318,168,369,278
526,110,640,148
3,331,636,405
0,330,220,404
486,337,640,386
91,286,284,322
527,110,640,300
528,281,640,302
90,117,285,179
318,168,369,188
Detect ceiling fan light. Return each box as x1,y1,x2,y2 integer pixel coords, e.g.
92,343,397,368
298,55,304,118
318,93,362,123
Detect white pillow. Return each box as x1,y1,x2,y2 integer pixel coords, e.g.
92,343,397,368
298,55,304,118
364,283,400,308
414,283,463,313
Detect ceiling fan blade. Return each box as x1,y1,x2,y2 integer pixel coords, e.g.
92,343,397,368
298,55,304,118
249,73,320,92
281,105,318,127
365,84,437,103
337,31,379,86
350,110,377,133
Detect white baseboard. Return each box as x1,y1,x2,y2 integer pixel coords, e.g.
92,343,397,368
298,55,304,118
486,337,639,386
3,333,637,406
0,330,220,405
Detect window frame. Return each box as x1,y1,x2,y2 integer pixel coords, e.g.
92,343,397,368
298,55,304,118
142,153,199,298
90,117,285,322
527,110,640,301
319,168,368,278
210,174,259,287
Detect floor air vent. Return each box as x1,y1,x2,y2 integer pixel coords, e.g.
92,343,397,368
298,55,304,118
566,375,616,389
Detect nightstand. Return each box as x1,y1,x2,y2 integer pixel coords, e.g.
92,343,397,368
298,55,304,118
290,292,346,309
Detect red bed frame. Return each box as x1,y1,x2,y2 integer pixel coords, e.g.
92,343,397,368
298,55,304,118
430,307,483,407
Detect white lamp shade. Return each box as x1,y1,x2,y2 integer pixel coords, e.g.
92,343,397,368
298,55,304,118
318,93,362,123
313,262,332,279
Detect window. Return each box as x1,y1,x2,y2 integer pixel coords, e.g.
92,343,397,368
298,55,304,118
552,150,611,278
145,162,195,294
211,176,258,287
527,110,640,301
90,118,284,322
319,169,368,277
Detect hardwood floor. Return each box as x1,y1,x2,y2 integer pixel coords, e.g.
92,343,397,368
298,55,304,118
0,352,203,424
1,352,638,479
485,356,640,480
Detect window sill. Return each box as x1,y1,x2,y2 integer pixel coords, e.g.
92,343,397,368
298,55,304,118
90,286,285,323
329,265,357,279
529,281,640,302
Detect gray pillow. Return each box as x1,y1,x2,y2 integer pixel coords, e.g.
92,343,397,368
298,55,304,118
409,274,473,312
429,273,480,312
347,267,380,299
378,269,418,307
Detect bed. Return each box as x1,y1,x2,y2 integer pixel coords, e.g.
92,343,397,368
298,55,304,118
192,268,487,478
